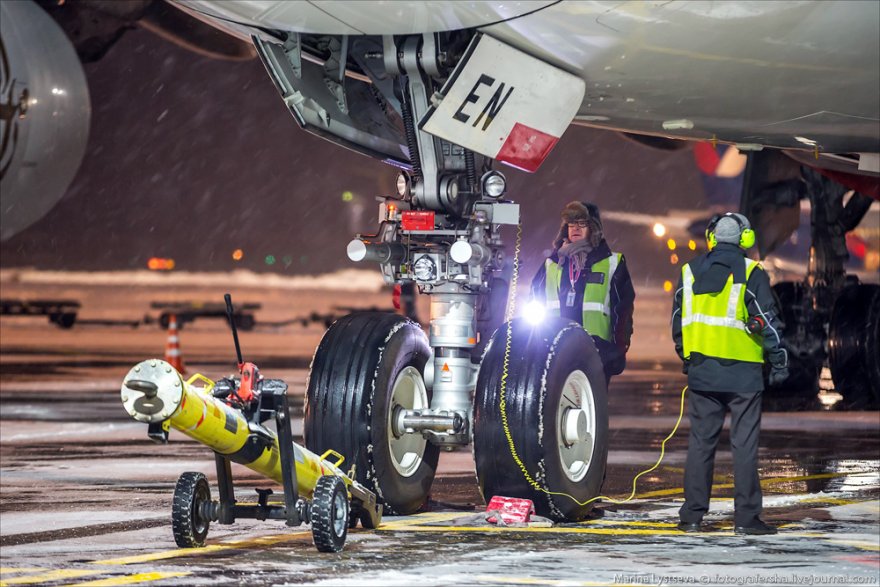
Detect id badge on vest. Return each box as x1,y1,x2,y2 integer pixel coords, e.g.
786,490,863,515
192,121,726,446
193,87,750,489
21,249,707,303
567,262,581,308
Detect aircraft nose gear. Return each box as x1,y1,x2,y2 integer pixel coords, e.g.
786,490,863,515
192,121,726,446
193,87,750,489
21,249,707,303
301,33,609,521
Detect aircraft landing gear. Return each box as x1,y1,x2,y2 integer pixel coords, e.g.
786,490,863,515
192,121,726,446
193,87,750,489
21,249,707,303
302,33,608,520
744,154,877,407
829,283,880,408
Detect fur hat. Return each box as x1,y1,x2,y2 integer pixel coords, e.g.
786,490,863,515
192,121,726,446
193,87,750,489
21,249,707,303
554,201,604,250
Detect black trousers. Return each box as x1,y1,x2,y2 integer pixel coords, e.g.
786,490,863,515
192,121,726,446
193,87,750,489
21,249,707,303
679,389,763,527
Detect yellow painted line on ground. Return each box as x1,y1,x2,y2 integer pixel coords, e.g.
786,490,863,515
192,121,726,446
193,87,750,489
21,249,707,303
0,570,45,575
797,496,864,506
0,569,97,586
380,524,686,536
587,520,679,528
825,539,880,552
475,575,641,587
66,571,192,586
663,465,728,484
632,471,862,499
379,512,463,529
93,531,311,566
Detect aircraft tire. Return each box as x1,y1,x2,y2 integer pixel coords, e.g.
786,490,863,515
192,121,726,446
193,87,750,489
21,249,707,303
171,472,211,548
305,312,438,516
767,282,821,395
472,277,509,360
473,318,608,522
310,475,349,553
829,284,880,408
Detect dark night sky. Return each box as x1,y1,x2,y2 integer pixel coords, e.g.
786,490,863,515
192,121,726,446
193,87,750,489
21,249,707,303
0,26,706,285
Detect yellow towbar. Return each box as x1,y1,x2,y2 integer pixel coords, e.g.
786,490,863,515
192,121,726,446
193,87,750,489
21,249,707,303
121,358,381,552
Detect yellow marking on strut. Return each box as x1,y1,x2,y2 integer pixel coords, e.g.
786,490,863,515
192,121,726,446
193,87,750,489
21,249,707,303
93,532,311,566
67,571,192,586
0,569,97,586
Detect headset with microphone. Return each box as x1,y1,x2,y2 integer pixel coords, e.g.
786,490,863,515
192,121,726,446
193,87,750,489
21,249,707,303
705,213,756,251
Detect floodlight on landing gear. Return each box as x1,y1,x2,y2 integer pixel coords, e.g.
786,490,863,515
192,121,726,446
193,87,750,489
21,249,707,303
481,170,507,199
523,300,547,325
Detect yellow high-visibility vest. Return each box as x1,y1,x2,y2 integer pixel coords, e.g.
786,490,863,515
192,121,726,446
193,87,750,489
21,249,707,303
544,254,621,341
681,257,764,363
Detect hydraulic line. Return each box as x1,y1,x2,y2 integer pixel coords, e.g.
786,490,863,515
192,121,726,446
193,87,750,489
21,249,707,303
500,223,688,506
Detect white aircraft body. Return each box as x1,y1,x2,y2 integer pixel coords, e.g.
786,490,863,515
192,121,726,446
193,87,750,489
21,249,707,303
173,0,880,160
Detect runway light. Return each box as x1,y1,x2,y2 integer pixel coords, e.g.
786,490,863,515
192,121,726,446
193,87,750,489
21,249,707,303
688,240,697,251
342,191,354,202
653,223,666,238
670,253,679,264
523,300,546,325
663,280,673,293
232,249,243,261
666,238,677,251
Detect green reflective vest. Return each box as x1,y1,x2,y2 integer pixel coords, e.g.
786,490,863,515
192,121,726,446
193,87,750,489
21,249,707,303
681,257,764,363
544,254,621,341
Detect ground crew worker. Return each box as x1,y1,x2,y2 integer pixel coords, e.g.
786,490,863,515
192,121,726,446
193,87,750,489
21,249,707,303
672,212,788,535
531,201,635,385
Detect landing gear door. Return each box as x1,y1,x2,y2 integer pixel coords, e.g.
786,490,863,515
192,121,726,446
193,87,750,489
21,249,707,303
419,33,585,173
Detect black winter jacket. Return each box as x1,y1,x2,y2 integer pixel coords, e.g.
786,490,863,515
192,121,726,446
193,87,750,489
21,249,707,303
531,240,636,378
671,243,788,393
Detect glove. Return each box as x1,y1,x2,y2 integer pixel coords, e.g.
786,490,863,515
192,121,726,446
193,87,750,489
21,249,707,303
681,361,690,374
769,366,790,386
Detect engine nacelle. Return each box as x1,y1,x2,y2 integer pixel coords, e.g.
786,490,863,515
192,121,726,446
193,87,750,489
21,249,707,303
0,0,90,241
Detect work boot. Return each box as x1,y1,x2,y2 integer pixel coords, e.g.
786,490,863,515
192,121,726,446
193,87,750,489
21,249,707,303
677,521,702,533
734,520,777,535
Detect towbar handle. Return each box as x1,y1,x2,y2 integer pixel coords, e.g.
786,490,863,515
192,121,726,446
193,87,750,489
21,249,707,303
224,293,244,368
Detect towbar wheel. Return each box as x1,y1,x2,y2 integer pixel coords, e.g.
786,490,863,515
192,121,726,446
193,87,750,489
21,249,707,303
172,472,212,548
311,475,349,553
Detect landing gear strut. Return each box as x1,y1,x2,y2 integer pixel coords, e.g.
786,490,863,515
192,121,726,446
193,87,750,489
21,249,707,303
299,33,609,520
744,153,878,407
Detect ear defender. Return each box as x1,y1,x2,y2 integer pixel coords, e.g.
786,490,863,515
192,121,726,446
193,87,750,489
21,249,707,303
739,227,756,249
705,213,755,250
705,214,721,251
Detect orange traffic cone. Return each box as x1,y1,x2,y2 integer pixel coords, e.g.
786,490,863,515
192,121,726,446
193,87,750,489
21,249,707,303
164,314,186,374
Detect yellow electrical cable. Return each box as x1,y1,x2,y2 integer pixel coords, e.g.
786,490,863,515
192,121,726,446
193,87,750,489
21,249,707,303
499,222,688,506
